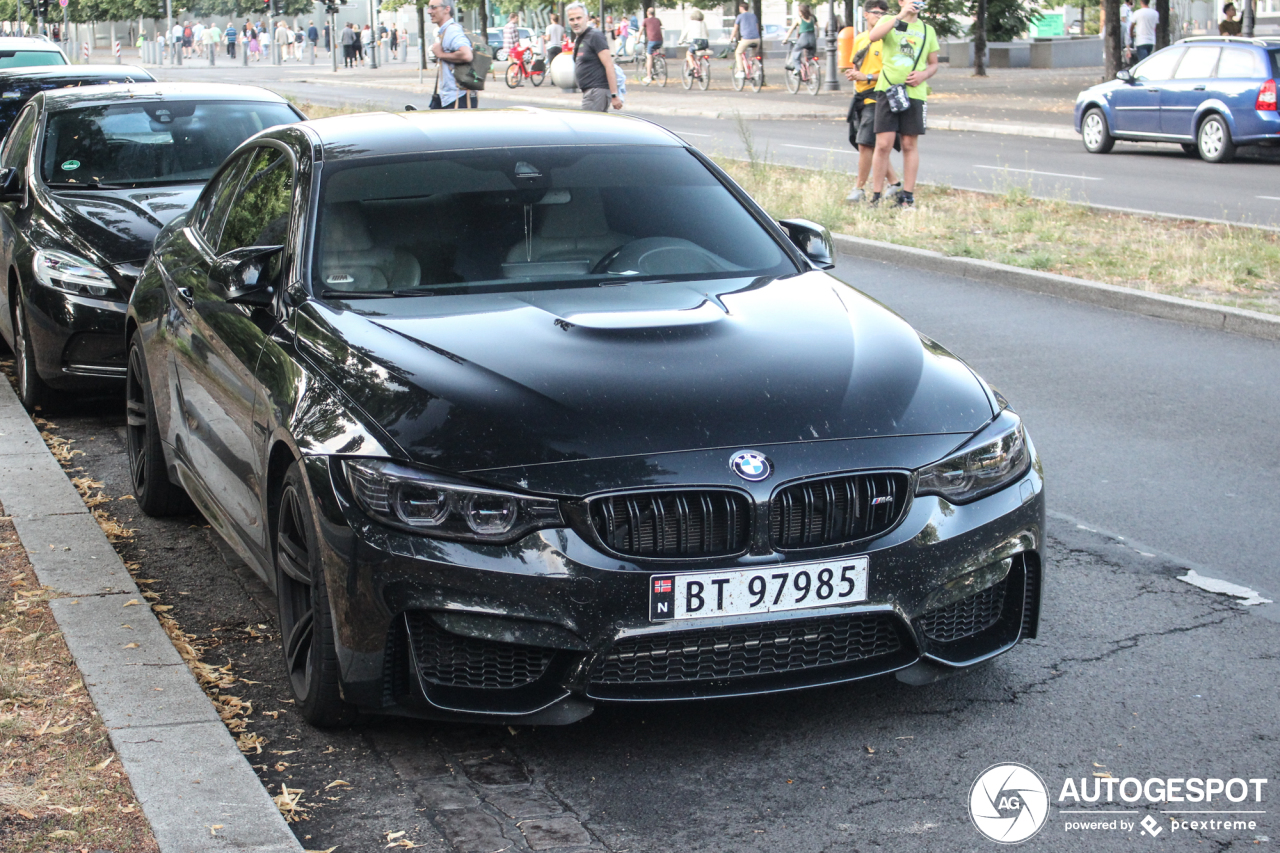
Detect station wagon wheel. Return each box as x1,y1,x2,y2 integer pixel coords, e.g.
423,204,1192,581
276,463,356,727
126,337,194,517
1196,114,1235,163
12,300,55,413
1081,107,1114,154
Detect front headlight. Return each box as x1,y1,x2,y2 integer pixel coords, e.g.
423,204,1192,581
344,459,564,543
33,249,119,299
916,410,1031,504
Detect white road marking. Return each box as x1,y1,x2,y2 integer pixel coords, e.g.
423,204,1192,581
1177,569,1273,606
1258,195,1280,201
784,144,850,153
973,164,1102,181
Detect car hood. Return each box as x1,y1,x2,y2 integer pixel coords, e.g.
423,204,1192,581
296,272,995,472
48,184,203,265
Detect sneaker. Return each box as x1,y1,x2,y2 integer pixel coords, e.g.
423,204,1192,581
642,76,652,84
845,187,866,203
884,181,903,199
734,69,745,79
895,191,915,210
869,192,882,208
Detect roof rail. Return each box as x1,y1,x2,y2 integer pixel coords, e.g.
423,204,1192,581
1174,35,1280,46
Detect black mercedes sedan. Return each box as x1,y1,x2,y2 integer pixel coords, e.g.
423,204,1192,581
0,83,303,410
127,109,1045,727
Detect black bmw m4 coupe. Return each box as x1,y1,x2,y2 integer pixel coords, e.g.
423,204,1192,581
127,108,1045,726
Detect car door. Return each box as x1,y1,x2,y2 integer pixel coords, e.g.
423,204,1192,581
1112,47,1183,134
1160,45,1220,137
0,102,38,346
169,143,296,564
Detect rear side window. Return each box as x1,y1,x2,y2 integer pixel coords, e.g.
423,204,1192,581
1174,46,1218,79
1266,49,1279,79
1217,47,1265,79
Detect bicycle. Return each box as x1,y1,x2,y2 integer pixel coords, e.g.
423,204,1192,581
729,41,764,93
783,40,822,96
638,46,667,87
680,46,711,90
504,43,546,88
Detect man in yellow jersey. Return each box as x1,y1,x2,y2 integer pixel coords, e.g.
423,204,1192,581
841,0,900,203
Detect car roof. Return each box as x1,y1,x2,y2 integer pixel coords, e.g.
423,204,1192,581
38,82,293,109
1174,35,1280,48
0,64,152,81
299,107,687,162
0,37,64,51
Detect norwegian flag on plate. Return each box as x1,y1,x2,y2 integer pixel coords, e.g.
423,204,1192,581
653,579,672,594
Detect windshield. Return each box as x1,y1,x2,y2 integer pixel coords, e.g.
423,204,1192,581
0,50,66,68
314,145,795,297
41,100,300,188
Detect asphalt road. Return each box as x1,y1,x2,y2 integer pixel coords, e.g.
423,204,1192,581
19,255,1279,853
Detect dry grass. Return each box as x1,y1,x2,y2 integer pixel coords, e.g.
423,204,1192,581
715,153,1280,315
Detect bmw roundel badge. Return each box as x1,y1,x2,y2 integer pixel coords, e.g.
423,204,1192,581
730,450,772,482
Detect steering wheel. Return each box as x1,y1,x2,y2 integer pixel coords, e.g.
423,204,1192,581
590,245,627,275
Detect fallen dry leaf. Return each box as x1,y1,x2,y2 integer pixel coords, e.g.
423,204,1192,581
237,733,267,755
122,599,140,608
93,755,115,771
324,779,351,790
17,808,35,819
123,642,139,649
208,824,224,836
151,604,173,612
865,745,875,754
385,831,406,841
1093,771,1113,778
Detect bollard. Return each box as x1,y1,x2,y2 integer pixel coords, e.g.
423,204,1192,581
81,41,88,63
241,40,248,65
114,40,120,64
210,41,215,65
175,37,182,65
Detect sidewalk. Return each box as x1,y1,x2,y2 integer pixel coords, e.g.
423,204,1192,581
137,51,1094,137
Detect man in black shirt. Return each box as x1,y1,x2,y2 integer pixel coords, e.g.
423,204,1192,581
567,2,622,112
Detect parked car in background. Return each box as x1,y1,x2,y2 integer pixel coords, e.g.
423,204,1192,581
0,83,304,411
488,27,533,60
128,108,1045,728
1075,36,1280,162
0,65,155,139
0,36,69,68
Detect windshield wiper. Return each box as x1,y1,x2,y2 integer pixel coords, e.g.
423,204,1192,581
48,181,135,190
322,290,399,299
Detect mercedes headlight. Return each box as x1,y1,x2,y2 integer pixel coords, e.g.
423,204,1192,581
33,249,119,299
916,410,1031,504
344,459,564,543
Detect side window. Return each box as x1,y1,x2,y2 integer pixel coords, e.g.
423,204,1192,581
0,105,38,170
1134,48,1183,82
195,153,251,247
218,146,294,255
1217,47,1263,79
1173,46,1219,79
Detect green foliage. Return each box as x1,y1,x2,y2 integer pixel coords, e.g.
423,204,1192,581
923,0,1041,41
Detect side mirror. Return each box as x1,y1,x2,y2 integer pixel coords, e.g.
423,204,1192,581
215,245,284,306
778,218,836,270
0,166,24,204
404,103,418,111
1116,68,1134,83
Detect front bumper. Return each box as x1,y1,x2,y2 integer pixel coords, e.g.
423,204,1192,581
24,280,127,388
303,446,1046,725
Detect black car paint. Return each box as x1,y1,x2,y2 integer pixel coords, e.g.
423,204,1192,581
0,65,155,138
0,84,304,393
129,110,1045,724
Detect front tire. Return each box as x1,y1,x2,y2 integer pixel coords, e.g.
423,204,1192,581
785,64,800,94
12,299,55,413
682,59,694,89
697,56,710,90
806,59,822,96
1081,107,1114,154
276,462,356,728
1197,114,1236,163
505,62,521,88
126,337,194,517
731,62,746,91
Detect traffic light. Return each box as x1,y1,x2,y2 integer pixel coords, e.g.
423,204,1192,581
36,0,48,16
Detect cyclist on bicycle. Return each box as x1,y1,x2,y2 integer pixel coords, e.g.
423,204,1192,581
678,9,710,74
783,4,817,71
730,1,761,80
640,7,664,84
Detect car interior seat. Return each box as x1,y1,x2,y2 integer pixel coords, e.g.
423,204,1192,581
504,187,628,267
319,202,421,292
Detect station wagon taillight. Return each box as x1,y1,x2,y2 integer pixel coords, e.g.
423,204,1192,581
1259,79,1278,111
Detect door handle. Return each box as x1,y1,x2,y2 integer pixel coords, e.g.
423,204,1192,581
1146,87,1159,93
175,286,194,307
1193,85,1206,90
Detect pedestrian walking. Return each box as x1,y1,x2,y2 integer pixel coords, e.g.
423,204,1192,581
323,21,331,53
730,2,761,81
275,20,289,60
1219,2,1242,34
1119,0,1134,65
428,0,477,108
341,22,357,67
545,14,565,63
260,22,271,60
359,24,372,65
193,21,205,58
225,21,237,58
503,11,521,58
203,22,222,57
388,23,398,56
841,0,901,203
640,7,663,85
567,1,622,112
1130,0,1158,61
616,15,630,57
863,0,938,209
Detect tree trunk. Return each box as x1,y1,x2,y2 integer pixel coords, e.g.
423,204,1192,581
417,0,426,68
973,0,987,77
1155,0,1169,47
1103,0,1121,79
478,0,487,40
753,0,764,85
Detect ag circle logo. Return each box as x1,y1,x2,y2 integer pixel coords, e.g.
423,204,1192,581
729,450,771,482
969,763,1050,844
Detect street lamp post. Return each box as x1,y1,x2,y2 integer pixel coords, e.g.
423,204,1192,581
369,0,379,67
824,0,840,90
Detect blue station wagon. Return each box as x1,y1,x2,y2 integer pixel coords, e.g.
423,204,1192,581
1074,36,1280,162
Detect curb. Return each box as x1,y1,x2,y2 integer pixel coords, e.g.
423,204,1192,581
927,116,1077,140
832,233,1280,342
0,384,302,853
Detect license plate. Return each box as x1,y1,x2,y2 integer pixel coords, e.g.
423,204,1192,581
649,557,869,622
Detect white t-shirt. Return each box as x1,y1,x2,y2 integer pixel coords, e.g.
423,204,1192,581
1131,6,1158,45
1119,4,1132,45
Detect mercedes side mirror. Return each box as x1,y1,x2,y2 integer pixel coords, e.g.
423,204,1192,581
0,166,24,203
216,245,284,306
1116,68,1134,83
779,218,836,270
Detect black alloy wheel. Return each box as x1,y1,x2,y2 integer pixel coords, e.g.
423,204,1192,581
126,338,194,517
276,462,356,727
12,299,54,413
